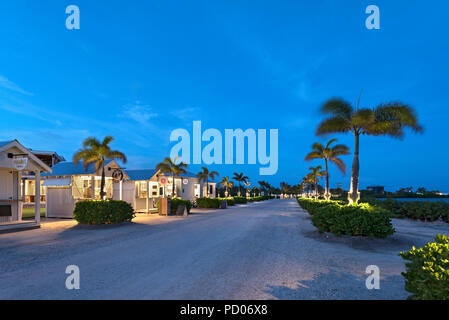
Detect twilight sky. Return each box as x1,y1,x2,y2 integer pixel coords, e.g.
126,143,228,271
1,0,448,192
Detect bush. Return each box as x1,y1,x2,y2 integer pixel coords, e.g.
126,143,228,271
234,197,247,204
399,234,449,300
218,198,235,206
297,198,345,215
73,200,135,225
196,197,221,209
170,198,192,214
373,199,449,221
311,201,395,238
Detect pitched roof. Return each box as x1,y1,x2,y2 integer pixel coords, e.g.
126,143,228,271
42,161,98,176
0,140,14,148
125,169,158,181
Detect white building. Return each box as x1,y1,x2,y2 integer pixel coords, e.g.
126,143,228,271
0,140,51,228
115,169,217,213
42,160,123,218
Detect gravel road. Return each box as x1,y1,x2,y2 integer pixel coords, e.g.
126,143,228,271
1,199,448,300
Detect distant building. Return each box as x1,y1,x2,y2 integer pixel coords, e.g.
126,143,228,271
366,186,385,194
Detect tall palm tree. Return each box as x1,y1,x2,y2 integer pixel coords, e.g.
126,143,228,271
73,136,127,199
233,172,249,197
305,138,350,200
308,166,326,198
197,167,219,197
219,176,234,197
316,94,423,204
156,157,187,198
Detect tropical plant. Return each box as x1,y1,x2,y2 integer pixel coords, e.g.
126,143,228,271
73,136,127,199
308,166,326,198
197,167,219,197
233,172,249,197
316,93,423,204
156,157,187,198
305,138,350,200
219,176,234,197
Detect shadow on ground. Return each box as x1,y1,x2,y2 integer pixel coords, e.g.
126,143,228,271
264,269,407,300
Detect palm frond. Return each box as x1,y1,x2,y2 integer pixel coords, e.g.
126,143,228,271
329,157,346,174
320,98,353,119
108,150,127,163
316,117,350,135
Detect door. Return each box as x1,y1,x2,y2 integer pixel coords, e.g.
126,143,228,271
46,187,75,218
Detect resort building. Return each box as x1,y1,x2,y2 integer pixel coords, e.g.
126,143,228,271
115,169,216,213
21,150,65,204
42,160,124,218
0,140,52,228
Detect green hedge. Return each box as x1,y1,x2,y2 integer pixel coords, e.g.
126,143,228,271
73,200,135,225
218,198,235,206
371,199,449,222
399,234,449,300
297,198,346,215
234,197,248,204
304,200,395,238
170,198,192,214
196,197,221,208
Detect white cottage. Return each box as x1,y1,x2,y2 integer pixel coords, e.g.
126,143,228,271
115,169,217,213
0,140,51,228
42,160,124,218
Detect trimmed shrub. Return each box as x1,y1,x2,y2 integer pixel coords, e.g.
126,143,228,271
399,234,449,300
170,198,192,214
311,202,395,238
196,197,221,209
73,200,135,225
373,199,449,221
218,198,235,206
297,198,345,215
234,197,248,204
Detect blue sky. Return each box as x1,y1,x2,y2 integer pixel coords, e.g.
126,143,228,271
1,1,448,192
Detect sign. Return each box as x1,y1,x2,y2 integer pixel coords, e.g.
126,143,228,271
159,177,168,186
183,179,189,185
112,169,124,181
13,156,28,171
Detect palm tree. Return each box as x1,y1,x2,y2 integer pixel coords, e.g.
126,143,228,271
233,172,249,197
308,166,326,198
219,176,234,197
156,157,187,198
305,138,350,200
316,94,423,204
197,167,219,197
73,136,127,199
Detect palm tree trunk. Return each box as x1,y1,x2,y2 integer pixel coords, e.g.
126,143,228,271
206,178,209,197
325,158,330,200
348,133,360,204
172,173,175,198
100,162,106,200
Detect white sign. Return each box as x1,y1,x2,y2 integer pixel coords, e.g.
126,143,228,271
13,157,28,170
183,178,189,185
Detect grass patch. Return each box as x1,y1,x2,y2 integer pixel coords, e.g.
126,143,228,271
22,207,45,219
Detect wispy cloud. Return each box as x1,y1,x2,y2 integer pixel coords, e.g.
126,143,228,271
171,106,200,121
0,75,33,96
122,101,158,125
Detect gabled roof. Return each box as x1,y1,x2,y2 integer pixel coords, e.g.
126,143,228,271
125,169,159,181
0,139,52,173
124,169,209,181
42,162,97,176
42,160,118,176
0,140,14,148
